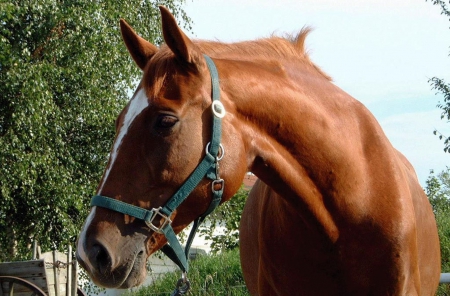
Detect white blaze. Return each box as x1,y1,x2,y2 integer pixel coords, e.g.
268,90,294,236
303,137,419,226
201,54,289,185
77,89,149,265
77,206,96,271
98,89,149,193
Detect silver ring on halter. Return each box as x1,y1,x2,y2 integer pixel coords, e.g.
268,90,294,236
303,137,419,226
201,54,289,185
205,143,225,161
211,100,226,118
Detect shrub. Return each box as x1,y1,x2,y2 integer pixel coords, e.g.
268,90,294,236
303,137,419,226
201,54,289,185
425,169,450,295
199,186,249,253
126,249,249,296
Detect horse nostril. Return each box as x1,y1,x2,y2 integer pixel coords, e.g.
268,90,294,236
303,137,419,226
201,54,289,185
91,243,112,273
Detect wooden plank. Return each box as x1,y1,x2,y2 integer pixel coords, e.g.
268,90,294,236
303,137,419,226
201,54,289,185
37,245,42,258
0,248,76,296
40,250,71,296
37,251,53,296
67,245,72,296
53,251,61,296
32,241,38,260
45,261,56,296
71,258,78,296
47,282,67,296
0,260,46,276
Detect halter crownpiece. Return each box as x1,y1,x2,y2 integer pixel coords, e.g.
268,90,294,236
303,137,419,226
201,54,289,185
90,54,224,294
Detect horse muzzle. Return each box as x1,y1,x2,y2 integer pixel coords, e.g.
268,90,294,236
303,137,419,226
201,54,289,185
76,232,148,288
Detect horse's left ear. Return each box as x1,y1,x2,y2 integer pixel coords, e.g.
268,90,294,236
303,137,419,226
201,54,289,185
120,19,158,70
159,6,204,70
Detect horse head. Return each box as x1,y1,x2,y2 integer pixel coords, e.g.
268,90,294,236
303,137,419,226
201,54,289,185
76,6,247,288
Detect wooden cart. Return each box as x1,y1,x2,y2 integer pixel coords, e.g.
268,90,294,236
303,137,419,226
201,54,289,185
0,245,86,296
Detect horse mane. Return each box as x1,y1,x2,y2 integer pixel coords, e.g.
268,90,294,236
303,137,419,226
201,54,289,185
145,27,331,97
195,27,331,81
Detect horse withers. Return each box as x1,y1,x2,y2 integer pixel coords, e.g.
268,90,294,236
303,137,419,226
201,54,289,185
76,6,440,295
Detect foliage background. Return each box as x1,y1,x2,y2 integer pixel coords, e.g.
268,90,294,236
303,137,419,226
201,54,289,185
427,0,450,152
199,186,248,253
125,248,249,296
427,1,450,294
426,168,450,295
0,0,191,261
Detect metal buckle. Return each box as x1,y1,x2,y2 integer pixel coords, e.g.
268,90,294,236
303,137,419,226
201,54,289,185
212,179,224,193
145,207,172,233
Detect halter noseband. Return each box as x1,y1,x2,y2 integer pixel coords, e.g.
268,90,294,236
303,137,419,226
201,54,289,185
90,55,225,292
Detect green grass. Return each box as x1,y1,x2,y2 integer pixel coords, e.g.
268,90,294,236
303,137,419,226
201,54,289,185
122,244,450,296
125,248,249,296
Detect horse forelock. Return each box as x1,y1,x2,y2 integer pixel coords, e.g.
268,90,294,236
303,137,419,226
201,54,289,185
143,45,189,99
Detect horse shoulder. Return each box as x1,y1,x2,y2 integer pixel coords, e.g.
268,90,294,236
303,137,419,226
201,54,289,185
240,179,269,295
240,180,341,295
396,150,441,293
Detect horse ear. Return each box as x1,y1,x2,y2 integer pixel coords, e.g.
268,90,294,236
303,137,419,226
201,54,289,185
159,6,204,70
120,19,158,70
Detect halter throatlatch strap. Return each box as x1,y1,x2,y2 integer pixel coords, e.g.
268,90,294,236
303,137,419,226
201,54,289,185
90,54,224,281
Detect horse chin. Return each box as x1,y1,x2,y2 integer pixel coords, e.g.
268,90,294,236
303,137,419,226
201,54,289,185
90,251,147,289
117,262,147,289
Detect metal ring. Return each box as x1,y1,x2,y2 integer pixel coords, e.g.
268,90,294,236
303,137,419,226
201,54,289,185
211,100,226,118
205,142,225,161
176,277,190,294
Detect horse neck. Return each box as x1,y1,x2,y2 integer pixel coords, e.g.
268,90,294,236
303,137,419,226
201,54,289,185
221,58,348,185
219,57,394,240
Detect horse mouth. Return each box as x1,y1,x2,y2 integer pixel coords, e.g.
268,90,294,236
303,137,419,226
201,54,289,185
117,250,147,288
77,248,147,289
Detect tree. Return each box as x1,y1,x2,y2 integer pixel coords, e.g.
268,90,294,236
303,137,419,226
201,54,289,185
427,0,450,152
199,186,249,253
0,0,191,261
425,168,450,295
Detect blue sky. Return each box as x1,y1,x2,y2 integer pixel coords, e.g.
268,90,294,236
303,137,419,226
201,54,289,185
182,0,450,186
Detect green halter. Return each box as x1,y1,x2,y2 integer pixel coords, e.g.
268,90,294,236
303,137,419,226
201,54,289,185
90,55,225,293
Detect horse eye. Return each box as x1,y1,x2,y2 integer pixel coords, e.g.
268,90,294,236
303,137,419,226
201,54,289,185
155,114,178,129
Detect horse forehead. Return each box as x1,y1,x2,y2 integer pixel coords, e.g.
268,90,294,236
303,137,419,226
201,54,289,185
98,88,149,193
144,57,208,102
120,88,150,128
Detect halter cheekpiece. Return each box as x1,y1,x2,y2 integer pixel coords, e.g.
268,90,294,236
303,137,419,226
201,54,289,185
90,54,224,295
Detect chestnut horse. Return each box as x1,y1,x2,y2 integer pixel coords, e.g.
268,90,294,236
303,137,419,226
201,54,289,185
76,6,441,295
